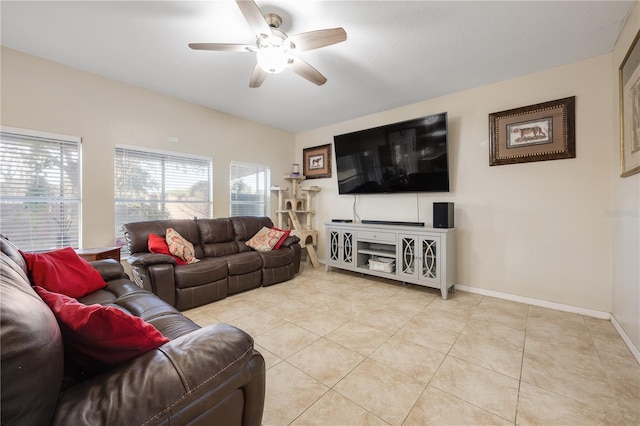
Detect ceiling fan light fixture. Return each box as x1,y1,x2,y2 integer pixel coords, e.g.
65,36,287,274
257,47,289,74
189,1,347,86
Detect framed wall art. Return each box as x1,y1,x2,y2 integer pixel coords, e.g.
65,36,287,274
303,144,332,179
619,28,640,177
489,96,575,166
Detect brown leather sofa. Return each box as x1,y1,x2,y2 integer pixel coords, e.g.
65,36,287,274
123,216,301,311
0,235,265,426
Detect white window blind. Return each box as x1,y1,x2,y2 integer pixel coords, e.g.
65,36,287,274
0,127,81,251
114,146,212,247
230,161,270,217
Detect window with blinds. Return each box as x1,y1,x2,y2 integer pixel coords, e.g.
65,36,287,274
230,161,270,217
114,146,212,248
0,127,81,252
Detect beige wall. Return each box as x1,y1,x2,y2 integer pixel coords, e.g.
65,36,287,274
2,14,638,349
296,54,614,313
610,2,640,353
1,47,295,248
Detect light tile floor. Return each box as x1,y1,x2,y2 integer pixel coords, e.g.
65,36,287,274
183,265,640,425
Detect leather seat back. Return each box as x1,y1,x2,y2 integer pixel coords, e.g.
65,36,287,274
1,237,64,425
230,217,274,241
198,218,240,257
123,219,203,258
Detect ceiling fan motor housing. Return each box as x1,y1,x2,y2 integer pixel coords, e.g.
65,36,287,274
264,13,282,29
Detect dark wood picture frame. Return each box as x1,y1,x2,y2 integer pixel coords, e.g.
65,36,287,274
619,28,640,177
489,96,576,166
303,144,332,179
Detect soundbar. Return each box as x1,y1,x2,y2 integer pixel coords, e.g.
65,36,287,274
331,219,353,223
361,220,425,227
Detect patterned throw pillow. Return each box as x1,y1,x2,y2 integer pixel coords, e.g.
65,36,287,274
245,226,285,252
166,228,199,264
148,233,186,265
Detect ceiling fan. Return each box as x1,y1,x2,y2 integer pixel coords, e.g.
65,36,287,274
189,0,347,88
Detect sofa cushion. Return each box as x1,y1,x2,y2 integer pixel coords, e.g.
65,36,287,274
198,218,235,243
166,228,199,264
230,216,275,241
198,218,241,257
173,257,228,289
201,241,241,257
223,251,263,276
246,227,285,252
148,233,186,265
21,247,107,298
35,286,169,372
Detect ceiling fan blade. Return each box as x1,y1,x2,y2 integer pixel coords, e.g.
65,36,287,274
236,0,271,38
288,56,327,86
249,63,268,88
189,43,253,52
288,28,347,52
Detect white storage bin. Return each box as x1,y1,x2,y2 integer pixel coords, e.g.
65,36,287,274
368,256,395,273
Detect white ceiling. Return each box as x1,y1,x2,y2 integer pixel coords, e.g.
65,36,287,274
0,1,635,133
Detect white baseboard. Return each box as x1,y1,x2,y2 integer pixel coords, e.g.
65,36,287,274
454,284,610,319
610,315,640,364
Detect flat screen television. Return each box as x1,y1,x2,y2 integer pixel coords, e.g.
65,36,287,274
333,112,449,194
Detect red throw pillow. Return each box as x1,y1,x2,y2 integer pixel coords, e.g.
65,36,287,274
271,227,292,250
21,247,107,298
35,286,169,372
148,233,186,265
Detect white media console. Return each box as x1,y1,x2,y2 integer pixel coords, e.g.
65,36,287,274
325,222,456,299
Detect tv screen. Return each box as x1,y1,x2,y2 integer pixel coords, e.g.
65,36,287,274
334,112,449,194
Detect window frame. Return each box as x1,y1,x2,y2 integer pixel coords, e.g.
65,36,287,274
114,144,213,249
229,161,271,217
0,125,82,251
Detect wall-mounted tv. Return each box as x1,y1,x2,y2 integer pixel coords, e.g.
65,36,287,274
333,112,449,194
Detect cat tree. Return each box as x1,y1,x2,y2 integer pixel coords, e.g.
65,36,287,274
272,175,321,267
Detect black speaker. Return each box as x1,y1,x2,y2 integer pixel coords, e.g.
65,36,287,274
433,202,454,228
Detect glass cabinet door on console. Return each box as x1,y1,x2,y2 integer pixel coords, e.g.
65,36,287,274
398,234,441,285
419,236,441,285
399,235,418,279
327,228,355,268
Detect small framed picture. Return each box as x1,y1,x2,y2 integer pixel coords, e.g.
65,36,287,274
489,96,575,166
619,29,640,177
303,144,332,179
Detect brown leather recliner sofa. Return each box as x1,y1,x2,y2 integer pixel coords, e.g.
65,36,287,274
123,216,301,311
0,235,265,426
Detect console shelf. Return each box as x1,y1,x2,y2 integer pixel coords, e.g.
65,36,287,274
325,222,456,299
358,248,396,258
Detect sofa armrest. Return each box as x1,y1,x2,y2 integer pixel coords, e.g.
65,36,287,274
127,259,177,307
280,235,300,248
50,324,265,426
127,253,177,305
128,252,178,267
90,259,129,282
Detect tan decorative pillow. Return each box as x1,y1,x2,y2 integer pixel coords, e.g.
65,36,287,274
245,226,285,252
166,228,199,264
